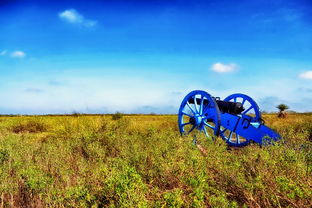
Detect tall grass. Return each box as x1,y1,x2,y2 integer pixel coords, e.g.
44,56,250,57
0,114,311,207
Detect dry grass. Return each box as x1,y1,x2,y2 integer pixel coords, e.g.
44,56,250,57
0,114,311,207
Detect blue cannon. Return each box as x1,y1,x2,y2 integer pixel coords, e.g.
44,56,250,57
178,90,281,147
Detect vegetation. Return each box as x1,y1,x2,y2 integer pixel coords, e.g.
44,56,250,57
0,114,311,207
277,104,290,118
112,112,123,120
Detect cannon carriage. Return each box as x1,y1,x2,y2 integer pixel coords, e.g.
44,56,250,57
178,90,281,147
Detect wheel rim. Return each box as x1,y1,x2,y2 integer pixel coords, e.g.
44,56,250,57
178,90,220,139
220,93,261,147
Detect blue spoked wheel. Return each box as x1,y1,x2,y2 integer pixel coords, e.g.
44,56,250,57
178,90,220,139
220,93,262,147
224,93,261,122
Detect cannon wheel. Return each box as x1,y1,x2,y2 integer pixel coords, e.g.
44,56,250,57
220,93,262,147
224,93,261,122
178,90,220,139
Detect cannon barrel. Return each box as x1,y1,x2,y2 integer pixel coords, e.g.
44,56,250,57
216,100,244,114
188,98,244,115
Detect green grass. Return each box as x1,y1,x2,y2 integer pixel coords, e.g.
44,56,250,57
0,114,311,207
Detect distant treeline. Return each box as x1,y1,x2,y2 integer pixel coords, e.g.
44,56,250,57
0,112,311,117
0,113,175,117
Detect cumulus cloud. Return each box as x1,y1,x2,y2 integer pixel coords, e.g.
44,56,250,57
11,51,26,58
298,71,312,80
211,62,238,73
59,9,97,27
0,50,7,56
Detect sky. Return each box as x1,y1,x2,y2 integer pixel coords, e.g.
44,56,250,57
0,0,312,114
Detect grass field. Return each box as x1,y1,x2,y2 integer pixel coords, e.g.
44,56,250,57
0,114,311,207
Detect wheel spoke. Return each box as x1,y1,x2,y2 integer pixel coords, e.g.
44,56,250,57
203,126,209,137
203,121,215,130
188,125,196,134
227,131,233,141
203,99,214,111
236,134,240,144
199,95,204,115
242,106,253,115
241,98,246,106
182,122,191,127
194,96,199,113
186,102,196,114
202,107,208,115
182,111,193,117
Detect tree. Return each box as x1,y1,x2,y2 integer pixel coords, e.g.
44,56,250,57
277,104,289,118
112,111,123,120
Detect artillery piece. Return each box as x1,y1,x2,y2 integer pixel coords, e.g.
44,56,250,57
178,90,281,146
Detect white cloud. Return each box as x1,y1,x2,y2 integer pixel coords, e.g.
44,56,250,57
59,9,97,27
11,51,26,58
211,62,238,73
0,50,7,56
298,71,312,80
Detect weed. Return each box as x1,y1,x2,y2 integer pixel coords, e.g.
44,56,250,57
0,114,310,207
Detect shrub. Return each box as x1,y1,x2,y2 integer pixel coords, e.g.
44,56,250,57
102,164,148,207
11,119,48,133
0,148,9,165
71,111,82,117
112,112,123,120
163,189,183,207
19,166,53,198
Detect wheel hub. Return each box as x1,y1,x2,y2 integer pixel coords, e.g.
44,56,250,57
189,114,203,126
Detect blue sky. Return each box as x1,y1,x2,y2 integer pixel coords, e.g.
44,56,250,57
0,0,312,114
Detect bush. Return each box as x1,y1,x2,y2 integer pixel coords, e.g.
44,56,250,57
102,164,148,207
0,148,9,165
71,111,82,117
112,112,123,120
11,119,48,133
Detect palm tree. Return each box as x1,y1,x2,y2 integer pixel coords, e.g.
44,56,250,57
277,104,289,118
